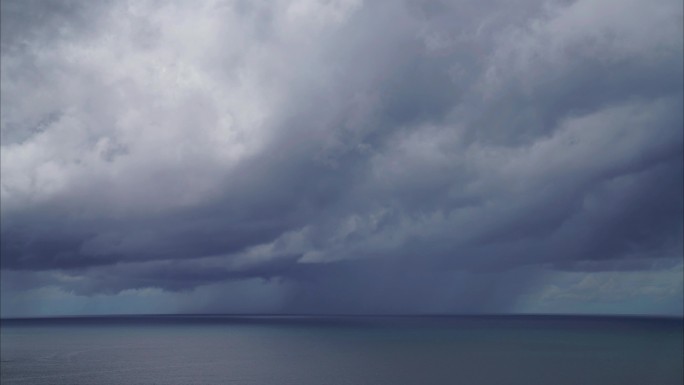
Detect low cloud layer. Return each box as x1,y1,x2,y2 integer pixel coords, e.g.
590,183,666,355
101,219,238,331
1,0,682,316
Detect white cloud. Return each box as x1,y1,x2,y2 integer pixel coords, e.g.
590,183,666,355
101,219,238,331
1,0,681,315
482,0,683,96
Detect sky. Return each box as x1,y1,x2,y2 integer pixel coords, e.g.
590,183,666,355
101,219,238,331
1,0,682,318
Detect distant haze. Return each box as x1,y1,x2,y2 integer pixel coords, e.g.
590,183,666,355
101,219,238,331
1,0,682,317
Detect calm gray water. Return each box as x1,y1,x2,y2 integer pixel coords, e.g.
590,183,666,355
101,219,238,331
1,315,682,385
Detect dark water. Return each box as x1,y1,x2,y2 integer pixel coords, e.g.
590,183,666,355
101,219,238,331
1,315,682,385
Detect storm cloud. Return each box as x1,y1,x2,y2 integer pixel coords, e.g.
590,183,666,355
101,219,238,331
1,0,682,316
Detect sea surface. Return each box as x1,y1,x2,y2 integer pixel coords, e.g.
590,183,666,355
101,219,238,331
1,315,682,385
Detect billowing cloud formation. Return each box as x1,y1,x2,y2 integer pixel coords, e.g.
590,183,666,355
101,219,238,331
1,0,682,315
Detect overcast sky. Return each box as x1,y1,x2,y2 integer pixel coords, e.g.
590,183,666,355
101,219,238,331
1,0,682,317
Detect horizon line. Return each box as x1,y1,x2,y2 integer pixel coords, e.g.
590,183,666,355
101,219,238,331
2,312,683,321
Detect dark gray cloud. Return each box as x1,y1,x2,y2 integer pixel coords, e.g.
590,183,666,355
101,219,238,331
1,0,682,315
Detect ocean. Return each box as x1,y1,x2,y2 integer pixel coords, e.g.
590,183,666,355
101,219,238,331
1,315,682,385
